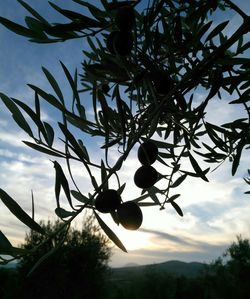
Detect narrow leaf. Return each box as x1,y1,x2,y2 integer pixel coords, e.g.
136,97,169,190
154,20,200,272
171,201,183,217
0,16,36,38
0,189,45,234
189,153,209,182
53,161,74,210
55,207,75,218
205,20,229,42
71,190,91,204
42,67,64,103
0,231,12,250
94,211,127,253
23,141,64,157
171,174,187,188
0,93,33,137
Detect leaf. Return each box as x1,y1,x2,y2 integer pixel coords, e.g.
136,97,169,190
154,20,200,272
58,123,89,161
55,207,75,218
0,93,33,137
94,211,127,253
73,0,108,22
0,231,12,250
71,190,91,204
232,140,245,176
0,189,45,235
101,160,109,190
53,161,74,210
171,201,183,217
205,20,229,42
43,122,54,147
12,97,47,141
189,153,209,182
23,141,64,157
17,0,50,25
42,67,64,103
49,2,101,27
27,84,65,111
167,194,180,203
171,174,187,188
0,16,37,38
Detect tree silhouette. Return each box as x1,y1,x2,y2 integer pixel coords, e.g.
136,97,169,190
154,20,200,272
17,216,111,299
0,0,250,260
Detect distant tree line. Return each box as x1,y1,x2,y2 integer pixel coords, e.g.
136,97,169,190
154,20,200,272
105,236,250,299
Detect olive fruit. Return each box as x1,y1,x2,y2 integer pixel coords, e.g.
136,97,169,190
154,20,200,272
113,31,133,56
106,31,133,56
134,165,158,189
115,6,135,32
106,31,119,54
138,140,158,165
117,201,143,230
151,70,173,95
95,189,121,213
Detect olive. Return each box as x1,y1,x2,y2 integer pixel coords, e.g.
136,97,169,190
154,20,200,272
115,6,135,32
113,31,133,56
117,201,143,230
138,140,158,165
106,31,119,54
95,189,121,213
151,70,173,95
134,165,158,189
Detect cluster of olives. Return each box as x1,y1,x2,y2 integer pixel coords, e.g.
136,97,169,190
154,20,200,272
106,6,135,56
95,189,143,230
134,140,159,189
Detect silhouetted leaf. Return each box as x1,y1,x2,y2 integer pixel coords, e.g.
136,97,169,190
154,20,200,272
188,153,209,182
0,189,45,235
171,201,183,217
94,210,127,253
0,231,12,250
101,160,109,190
71,190,91,204
53,161,74,210
167,194,180,203
12,97,47,141
17,0,50,24
55,207,76,218
49,2,101,27
43,121,54,147
42,67,64,103
205,20,229,42
23,141,64,157
28,84,65,111
0,93,33,137
232,139,245,176
0,16,37,38
58,123,89,161
171,174,187,188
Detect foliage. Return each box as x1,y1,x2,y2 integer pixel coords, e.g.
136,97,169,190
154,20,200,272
105,236,250,299
0,0,250,259
16,216,111,299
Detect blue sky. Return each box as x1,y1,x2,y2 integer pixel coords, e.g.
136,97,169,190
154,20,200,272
0,0,250,268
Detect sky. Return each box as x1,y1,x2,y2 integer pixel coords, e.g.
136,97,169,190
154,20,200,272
0,0,250,268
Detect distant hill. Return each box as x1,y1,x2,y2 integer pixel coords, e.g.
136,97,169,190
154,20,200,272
110,260,207,282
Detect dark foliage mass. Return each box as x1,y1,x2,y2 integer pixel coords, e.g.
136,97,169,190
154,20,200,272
0,217,111,299
0,0,250,271
105,236,250,299
1,236,250,298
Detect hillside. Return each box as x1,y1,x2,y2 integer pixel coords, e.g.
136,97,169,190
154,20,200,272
110,260,206,282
